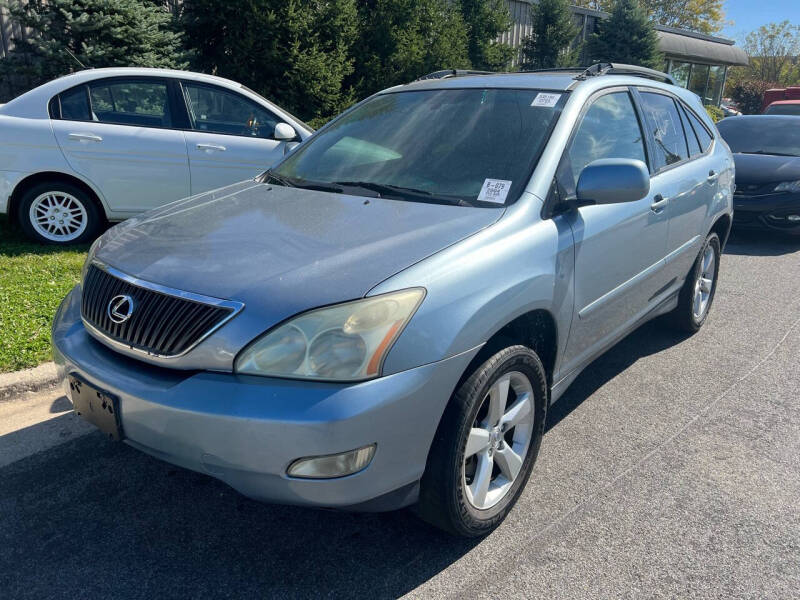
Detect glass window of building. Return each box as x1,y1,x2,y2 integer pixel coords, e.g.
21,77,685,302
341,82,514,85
705,65,725,106
670,62,691,88
688,64,710,98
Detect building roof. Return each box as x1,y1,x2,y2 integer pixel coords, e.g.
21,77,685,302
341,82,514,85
656,29,749,66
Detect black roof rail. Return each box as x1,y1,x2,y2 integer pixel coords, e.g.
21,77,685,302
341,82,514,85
576,62,676,85
415,69,494,81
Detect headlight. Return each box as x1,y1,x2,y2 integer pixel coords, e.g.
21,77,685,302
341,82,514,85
81,237,102,282
774,180,800,193
235,288,425,381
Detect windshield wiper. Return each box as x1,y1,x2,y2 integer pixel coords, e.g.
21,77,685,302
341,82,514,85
739,150,800,157
264,171,346,193
333,181,471,205
263,170,295,187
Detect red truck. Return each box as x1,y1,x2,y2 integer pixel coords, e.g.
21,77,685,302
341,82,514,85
762,86,800,114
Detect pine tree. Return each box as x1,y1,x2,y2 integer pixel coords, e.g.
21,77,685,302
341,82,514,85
181,0,358,124
586,0,663,70
349,0,471,99
459,0,515,71
520,0,580,71
0,0,187,90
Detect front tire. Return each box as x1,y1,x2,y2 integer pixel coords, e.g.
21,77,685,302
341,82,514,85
417,345,547,537
669,232,721,332
17,181,101,245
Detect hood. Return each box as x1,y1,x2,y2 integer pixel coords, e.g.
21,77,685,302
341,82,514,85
96,180,502,333
732,153,800,185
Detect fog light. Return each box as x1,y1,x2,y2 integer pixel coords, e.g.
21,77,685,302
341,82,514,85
287,444,376,479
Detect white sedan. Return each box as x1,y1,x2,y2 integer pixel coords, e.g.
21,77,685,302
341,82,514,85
0,68,313,244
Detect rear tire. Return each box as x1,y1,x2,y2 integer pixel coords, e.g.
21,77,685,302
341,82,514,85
17,181,101,245
416,345,547,537
668,232,720,333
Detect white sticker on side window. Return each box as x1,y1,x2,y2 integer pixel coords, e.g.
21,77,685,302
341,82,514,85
477,179,513,204
531,92,561,108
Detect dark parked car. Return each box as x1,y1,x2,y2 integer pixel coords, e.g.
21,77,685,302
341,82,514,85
717,116,800,234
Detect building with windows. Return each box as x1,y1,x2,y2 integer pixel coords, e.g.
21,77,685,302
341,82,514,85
500,2,749,106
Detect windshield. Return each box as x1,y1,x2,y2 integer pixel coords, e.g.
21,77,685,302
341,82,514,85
271,88,566,206
765,104,800,116
717,117,800,156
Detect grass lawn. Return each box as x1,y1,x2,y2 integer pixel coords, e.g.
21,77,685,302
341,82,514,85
0,216,89,373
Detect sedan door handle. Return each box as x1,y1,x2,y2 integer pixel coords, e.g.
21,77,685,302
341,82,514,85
196,143,226,152
68,132,103,142
650,194,668,213
707,170,719,181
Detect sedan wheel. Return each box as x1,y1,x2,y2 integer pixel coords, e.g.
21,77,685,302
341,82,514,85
18,181,101,245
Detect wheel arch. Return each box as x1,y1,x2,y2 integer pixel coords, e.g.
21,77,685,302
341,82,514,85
710,212,732,248
9,171,108,226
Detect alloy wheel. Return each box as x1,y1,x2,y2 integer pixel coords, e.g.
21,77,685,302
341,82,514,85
29,191,88,243
692,244,715,321
462,371,534,510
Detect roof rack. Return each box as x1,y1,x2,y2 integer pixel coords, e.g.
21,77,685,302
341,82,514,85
415,69,494,81
576,63,676,85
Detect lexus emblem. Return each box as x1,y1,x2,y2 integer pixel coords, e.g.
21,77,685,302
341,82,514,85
107,294,134,324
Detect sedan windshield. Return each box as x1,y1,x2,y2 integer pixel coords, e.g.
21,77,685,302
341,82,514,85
271,88,566,206
717,117,800,157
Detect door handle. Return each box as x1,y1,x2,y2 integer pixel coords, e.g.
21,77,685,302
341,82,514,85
707,169,719,181
68,132,103,142
650,194,668,213
196,143,226,152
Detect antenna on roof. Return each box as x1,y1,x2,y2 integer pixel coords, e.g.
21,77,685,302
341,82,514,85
64,48,89,70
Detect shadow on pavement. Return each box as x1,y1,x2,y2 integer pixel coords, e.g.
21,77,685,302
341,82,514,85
0,322,690,599
724,229,800,256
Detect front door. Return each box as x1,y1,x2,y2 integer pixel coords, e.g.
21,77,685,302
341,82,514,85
51,77,190,216
559,88,670,375
180,82,290,194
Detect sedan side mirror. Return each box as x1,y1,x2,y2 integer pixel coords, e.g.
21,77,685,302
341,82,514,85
575,158,650,206
274,122,297,141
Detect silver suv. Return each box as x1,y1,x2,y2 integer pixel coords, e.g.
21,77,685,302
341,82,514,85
53,64,734,537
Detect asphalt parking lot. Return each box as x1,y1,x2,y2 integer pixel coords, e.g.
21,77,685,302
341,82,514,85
1,230,799,599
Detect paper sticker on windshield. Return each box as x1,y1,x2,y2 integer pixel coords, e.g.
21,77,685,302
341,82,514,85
531,93,561,108
478,179,512,204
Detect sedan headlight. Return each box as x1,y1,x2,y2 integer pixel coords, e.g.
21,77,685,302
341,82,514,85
235,288,425,381
774,180,800,193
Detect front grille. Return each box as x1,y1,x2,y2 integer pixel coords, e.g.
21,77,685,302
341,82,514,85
81,264,242,358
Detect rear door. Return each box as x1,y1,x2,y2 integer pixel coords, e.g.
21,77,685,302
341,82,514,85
50,77,190,215
180,82,294,194
637,90,713,284
558,88,670,374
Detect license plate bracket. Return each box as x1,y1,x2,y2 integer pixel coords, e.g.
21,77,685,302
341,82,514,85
69,375,123,441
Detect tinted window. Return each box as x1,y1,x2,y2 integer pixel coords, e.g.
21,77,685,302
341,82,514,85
184,83,280,138
88,80,171,127
561,91,647,192
686,109,713,152
765,104,800,116
678,104,702,156
58,86,90,121
274,89,564,205
640,92,689,169
717,117,800,156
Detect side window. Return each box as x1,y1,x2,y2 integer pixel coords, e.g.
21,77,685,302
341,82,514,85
183,83,280,139
685,108,713,153
639,92,689,170
58,85,91,121
88,80,172,128
678,103,702,156
561,91,647,193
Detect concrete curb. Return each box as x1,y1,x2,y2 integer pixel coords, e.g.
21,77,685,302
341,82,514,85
0,362,61,401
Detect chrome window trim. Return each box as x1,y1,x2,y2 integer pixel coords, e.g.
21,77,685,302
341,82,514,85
81,260,245,360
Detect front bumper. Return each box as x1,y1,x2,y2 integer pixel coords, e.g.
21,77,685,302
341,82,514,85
53,287,479,511
733,192,800,233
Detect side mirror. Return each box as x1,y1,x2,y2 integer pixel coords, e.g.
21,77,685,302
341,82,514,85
575,158,650,206
273,122,297,141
